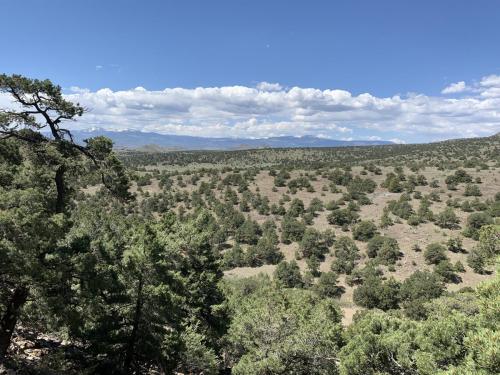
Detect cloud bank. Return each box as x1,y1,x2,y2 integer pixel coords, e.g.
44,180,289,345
3,75,500,142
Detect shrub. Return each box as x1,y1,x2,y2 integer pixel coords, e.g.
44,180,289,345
327,208,359,226
435,207,460,229
313,272,344,298
234,218,261,244
367,235,400,265
466,225,500,273
353,275,401,310
464,184,482,197
288,198,305,217
445,169,472,185
447,236,463,253
274,260,303,288
380,208,393,228
281,215,306,243
352,220,378,241
331,236,360,275
424,243,448,265
434,260,460,283
454,260,466,273
299,228,329,259
222,243,246,269
387,199,414,220
463,212,493,240
399,270,445,319
407,214,421,226
467,249,486,274
306,256,321,277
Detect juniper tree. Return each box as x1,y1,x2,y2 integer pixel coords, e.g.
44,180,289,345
0,74,130,359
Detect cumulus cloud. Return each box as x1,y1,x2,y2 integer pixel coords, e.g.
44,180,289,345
256,82,283,92
441,81,467,94
2,74,500,142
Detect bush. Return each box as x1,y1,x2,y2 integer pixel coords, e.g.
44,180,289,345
352,220,378,241
407,214,421,226
353,275,401,310
288,198,305,217
313,272,344,298
306,256,321,277
387,199,414,219
281,214,306,243
327,208,359,226
274,260,303,288
454,260,466,273
463,212,493,240
299,228,328,259
234,218,261,244
467,248,486,274
447,236,463,253
464,183,482,197
466,225,500,273
247,232,283,266
399,270,445,319
434,260,461,283
424,243,448,265
445,169,472,185
331,236,360,275
222,243,246,269
435,207,460,229
366,235,400,265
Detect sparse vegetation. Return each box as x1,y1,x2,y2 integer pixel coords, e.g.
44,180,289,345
1,73,499,375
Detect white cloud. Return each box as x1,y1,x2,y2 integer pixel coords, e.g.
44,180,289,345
95,65,103,71
480,74,500,87
441,81,467,94
3,74,500,142
256,82,283,92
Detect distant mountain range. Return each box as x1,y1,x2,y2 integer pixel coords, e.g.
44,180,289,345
70,129,394,151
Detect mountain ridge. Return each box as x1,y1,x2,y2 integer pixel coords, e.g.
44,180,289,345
71,129,394,150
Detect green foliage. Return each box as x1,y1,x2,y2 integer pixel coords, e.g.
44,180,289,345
435,207,460,229
366,235,400,264
331,236,360,275
226,285,343,374
399,270,445,319
341,273,500,375
445,169,473,185
434,260,461,283
467,225,500,273
0,74,131,361
353,275,401,310
387,197,414,220
222,243,246,269
464,212,493,240
352,220,378,241
464,183,482,197
424,243,448,265
327,208,359,226
234,218,261,244
447,236,464,253
313,272,344,298
281,214,306,243
274,260,304,288
298,228,331,259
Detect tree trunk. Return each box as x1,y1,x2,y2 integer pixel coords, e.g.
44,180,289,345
55,165,65,213
0,286,28,360
124,277,143,372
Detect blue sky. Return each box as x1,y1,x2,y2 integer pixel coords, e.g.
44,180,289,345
2,0,500,142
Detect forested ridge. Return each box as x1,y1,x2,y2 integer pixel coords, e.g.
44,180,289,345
1,75,499,374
